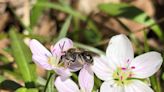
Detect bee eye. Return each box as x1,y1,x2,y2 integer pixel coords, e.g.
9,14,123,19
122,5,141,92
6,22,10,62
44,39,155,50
85,55,91,60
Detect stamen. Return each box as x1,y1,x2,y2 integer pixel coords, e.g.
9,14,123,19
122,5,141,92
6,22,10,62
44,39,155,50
131,66,135,69
128,73,133,78
120,76,123,80
121,67,127,71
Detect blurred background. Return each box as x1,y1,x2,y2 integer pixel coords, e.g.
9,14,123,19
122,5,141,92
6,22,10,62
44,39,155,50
0,0,164,92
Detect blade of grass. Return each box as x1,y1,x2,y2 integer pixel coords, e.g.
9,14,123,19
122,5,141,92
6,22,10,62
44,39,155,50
0,75,6,83
35,2,86,21
16,87,38,92
143,30,161,92
74,42,105,55
9,28,36,87
56,16,72,41
30,0,47,28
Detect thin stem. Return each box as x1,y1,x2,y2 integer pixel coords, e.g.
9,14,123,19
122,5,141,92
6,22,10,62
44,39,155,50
143,31,161,92
150,76,161,92
44,72,54,92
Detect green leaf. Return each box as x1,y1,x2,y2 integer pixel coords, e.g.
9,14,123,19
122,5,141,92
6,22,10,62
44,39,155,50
0,75,6,83
83,21,102,44
9,28,36,84
56,16,72,41
30,0,47,28
99,3,163,39
35,2,86,20
162,73,164,80
16,87,38,92
74,42,105,55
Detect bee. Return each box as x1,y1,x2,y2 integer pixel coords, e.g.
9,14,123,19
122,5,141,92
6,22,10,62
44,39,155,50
60,48,97,70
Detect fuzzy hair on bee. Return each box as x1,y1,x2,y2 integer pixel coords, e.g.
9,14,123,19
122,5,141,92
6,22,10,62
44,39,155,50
58,41,97,70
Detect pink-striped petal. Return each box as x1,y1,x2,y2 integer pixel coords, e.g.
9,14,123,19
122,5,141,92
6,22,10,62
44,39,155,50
51,38,73,56
106,34,134,67
33,55,53,70
100,80,124,92
55,77,80,92
54,67,72,78
92,56,115,81
29,39,53,70
29,39,52,56
124,80,154,92
130,52,163,78
78,65,94,92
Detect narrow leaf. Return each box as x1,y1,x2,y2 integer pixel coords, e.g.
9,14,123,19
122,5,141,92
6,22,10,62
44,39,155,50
57,16,72,41
35,2,86,20
9,28,36,83
99,3,163,39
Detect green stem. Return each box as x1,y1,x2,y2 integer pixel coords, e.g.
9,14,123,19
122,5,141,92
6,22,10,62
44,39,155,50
150,76,161,92
143,31,161,92
44,72,54,92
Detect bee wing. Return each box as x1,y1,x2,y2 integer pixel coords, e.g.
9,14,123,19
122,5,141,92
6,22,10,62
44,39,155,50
83,51,99,57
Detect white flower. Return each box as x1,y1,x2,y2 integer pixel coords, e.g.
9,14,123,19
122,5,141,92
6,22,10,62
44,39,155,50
55,64,94,92
92,34,163,92
29,38,73,77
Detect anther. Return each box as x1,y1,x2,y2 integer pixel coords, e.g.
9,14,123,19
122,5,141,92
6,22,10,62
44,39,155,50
121,67,127,70
131,66,135,69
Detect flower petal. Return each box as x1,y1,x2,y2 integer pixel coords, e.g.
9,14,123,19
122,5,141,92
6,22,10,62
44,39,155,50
29,39,53,70
78,65,94,92
33,55,53,70
124,80,154,92
54,67,72,78
130,52,163,78
51,38,73,55
106,34,134,67
92,56,115,81
55,77,80,92
29,39,52,56
100,80,124,92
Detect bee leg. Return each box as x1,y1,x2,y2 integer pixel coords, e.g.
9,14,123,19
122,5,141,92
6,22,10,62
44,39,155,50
64,61,70,69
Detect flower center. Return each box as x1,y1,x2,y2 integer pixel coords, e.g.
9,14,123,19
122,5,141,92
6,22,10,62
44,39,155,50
48,57,58,67
113,66,135,86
